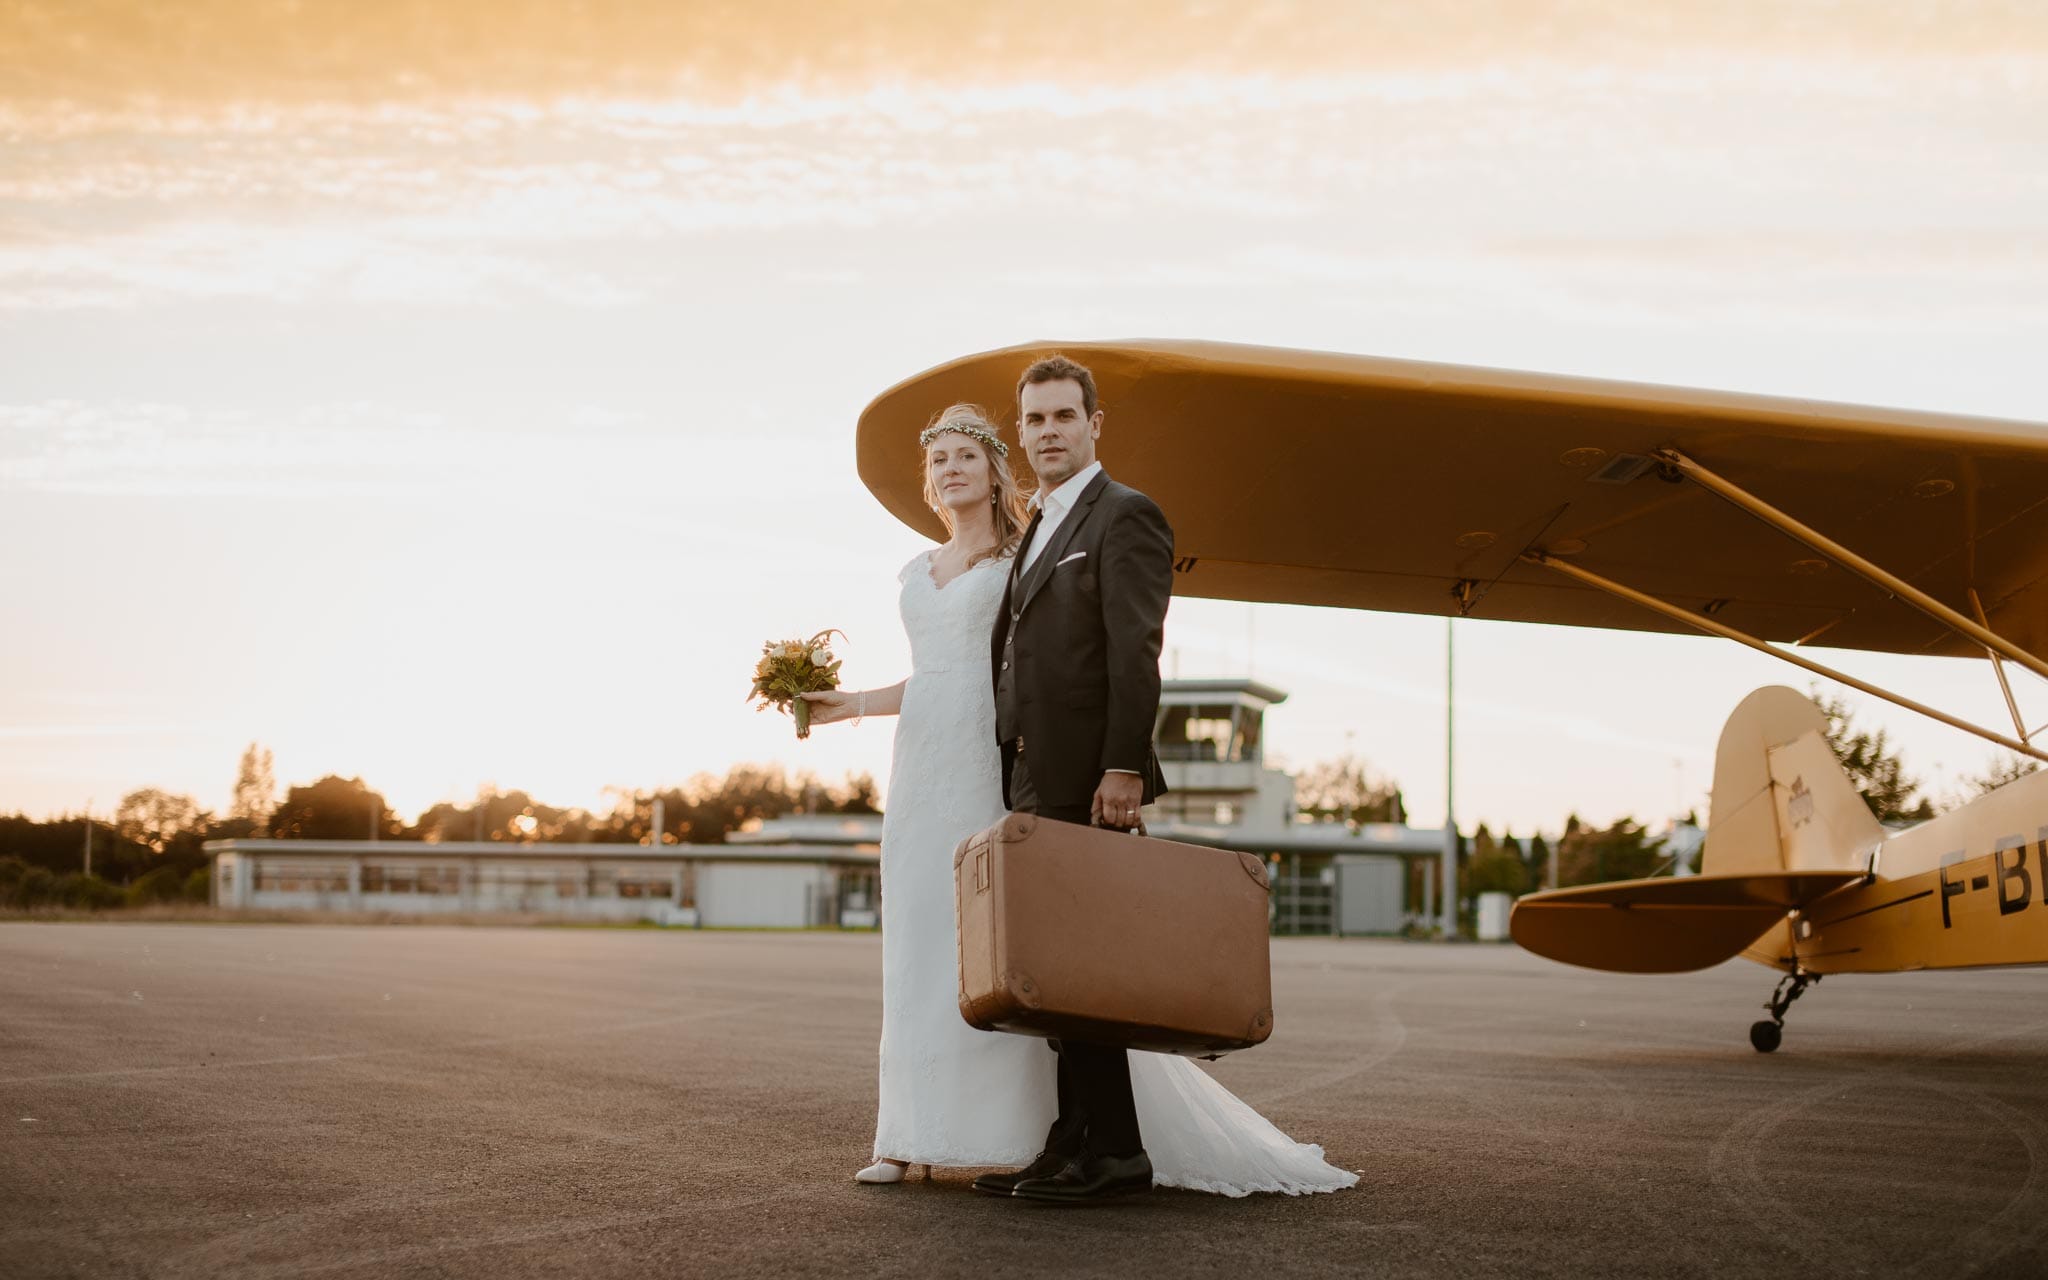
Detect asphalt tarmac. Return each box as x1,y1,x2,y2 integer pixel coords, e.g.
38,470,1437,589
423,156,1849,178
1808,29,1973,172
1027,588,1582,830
3,923,2045,1279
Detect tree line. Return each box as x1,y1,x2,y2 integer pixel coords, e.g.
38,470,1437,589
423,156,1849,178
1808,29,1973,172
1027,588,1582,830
0,743,879,911
1446,687,2036,902
5,688,2033,915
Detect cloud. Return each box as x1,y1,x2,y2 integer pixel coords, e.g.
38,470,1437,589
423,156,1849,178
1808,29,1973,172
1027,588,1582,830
0,399,679,499
0,724,205,739
5,1,2043,115
8,1,2041,834
0,219,645,309
1164,609,1706,761
0,400,861,572
5,45,2045,313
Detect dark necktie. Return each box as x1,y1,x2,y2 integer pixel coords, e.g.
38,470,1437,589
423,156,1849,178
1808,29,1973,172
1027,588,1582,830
1011,507,1045,594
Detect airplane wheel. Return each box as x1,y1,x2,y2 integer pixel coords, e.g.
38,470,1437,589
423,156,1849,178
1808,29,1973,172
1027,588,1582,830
1749,1020,1782,1053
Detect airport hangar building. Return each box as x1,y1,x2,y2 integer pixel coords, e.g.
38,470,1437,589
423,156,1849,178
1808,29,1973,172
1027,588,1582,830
205,818,882,930
206,678,1451,933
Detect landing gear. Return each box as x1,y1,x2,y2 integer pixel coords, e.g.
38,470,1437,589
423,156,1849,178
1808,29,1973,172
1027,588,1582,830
1749,971,1817,1053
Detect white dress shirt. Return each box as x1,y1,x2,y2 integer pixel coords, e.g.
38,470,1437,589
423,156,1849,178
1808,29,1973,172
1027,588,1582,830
1018,460,1102,573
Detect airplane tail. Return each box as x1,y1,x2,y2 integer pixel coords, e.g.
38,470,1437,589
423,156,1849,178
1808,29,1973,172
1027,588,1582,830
1510,686,1881,974
1700,685,1886,876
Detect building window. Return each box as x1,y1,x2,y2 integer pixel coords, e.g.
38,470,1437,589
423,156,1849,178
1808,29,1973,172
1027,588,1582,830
1157,704,1250,763
1231,712,1262,762
478,868,577,898
589,868,674,900
1154,793,1241,826
253,864,348,893
361,865,461,894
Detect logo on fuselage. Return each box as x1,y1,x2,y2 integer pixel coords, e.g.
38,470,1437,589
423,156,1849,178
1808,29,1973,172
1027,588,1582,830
1787,776,1814,828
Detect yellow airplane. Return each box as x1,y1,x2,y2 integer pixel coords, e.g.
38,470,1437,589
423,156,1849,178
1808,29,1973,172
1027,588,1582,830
856,339,2048,1053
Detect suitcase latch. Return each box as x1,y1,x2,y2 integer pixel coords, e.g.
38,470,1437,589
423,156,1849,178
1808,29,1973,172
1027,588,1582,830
974,846,991,894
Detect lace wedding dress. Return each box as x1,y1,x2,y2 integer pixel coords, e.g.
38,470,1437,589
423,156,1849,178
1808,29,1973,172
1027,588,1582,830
871,548,1357,1197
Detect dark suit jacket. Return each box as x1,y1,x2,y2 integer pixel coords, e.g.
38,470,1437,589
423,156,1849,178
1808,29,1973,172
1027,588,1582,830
991,469,1174,810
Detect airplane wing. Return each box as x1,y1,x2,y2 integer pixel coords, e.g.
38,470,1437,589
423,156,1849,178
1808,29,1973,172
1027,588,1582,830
856,341,2048,659
1508,870,1865,973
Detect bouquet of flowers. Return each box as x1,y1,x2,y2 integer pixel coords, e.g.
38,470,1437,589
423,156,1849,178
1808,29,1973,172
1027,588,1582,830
747,629,845,739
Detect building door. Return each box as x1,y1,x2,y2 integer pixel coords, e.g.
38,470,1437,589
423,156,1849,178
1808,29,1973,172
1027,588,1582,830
1270,854,1333,936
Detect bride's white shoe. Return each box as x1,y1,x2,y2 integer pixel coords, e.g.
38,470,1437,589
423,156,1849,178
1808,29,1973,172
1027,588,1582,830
854,1159,914,1184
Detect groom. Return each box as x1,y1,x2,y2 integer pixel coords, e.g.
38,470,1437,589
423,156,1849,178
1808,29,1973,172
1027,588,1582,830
973,354,1175,1205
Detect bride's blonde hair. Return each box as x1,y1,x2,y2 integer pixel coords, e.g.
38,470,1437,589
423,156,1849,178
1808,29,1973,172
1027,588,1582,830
920,404,1033,568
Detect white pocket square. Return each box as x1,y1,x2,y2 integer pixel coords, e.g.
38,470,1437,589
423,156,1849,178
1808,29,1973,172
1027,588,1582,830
1055,551,1088,567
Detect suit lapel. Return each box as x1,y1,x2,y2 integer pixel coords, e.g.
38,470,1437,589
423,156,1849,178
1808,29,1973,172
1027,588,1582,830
1016,470,1109,617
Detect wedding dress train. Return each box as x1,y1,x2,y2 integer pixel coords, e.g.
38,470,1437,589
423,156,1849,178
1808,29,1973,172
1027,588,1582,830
870,549,1355,1196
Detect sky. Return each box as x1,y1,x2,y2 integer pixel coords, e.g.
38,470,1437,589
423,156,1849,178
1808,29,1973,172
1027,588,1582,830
3,1,2045,836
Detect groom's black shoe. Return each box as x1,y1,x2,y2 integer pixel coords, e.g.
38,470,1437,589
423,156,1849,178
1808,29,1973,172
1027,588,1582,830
971,1150,1071,1197
1011,1151,1153,1205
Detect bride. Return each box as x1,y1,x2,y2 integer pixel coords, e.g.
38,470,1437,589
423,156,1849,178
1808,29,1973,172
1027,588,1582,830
803,404,1355,1199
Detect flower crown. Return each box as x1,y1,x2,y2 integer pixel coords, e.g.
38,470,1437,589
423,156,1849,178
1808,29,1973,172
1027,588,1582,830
919,420,1009,458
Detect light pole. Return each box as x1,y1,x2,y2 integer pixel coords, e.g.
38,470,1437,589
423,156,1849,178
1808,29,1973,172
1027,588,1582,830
1441,618,1458,939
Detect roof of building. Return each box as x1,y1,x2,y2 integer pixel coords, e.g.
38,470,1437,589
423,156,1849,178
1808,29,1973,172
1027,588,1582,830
208,817,1451,865
203,839,878,865
1153,819,1451,857
1159,678,1290,707
726,814,884,846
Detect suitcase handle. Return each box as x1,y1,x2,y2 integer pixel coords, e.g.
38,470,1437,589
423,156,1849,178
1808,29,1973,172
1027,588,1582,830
1091,817,1149,837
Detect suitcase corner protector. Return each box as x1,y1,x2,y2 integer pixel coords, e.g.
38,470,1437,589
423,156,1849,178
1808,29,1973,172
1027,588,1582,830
953,828,985,869
1237,851,1270,888
1002,970,1042,1009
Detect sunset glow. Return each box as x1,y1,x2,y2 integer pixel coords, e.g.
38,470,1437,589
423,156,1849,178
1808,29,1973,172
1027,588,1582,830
4,1,2045,833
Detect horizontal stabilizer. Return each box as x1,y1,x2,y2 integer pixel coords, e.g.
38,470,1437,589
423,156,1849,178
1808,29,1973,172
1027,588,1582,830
1510,871,1864,973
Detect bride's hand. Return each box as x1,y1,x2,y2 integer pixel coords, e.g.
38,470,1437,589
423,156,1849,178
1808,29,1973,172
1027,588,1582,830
800,690,858,726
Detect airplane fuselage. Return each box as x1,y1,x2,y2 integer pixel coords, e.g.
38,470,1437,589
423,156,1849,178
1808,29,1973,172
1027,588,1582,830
1776,768,2048,974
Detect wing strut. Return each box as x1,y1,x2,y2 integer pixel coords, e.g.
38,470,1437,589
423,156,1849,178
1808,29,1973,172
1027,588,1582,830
1971,587,2034,745
1523,550,2048,764
1653,448,2048,683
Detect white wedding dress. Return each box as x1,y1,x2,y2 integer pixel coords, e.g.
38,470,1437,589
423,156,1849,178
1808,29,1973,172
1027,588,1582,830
871,548,1357,1197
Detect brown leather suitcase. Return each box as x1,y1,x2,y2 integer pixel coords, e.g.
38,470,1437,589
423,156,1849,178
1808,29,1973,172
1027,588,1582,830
954,812,1275,1058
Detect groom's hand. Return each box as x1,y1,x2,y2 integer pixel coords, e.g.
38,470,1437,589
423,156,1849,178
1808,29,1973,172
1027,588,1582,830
1091,772,1145,830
